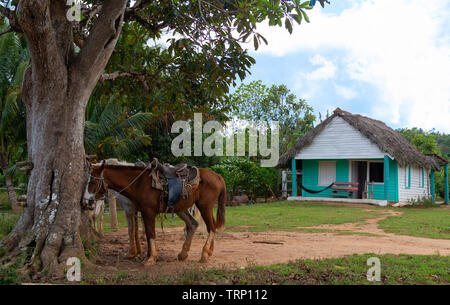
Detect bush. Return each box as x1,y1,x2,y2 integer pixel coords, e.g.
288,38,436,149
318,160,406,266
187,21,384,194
209,157,279,199
406,195,439,208
0,192,11,211
0,213,19,240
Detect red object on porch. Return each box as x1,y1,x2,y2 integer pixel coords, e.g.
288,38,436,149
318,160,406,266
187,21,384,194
331,182,359,198
332,182,359,192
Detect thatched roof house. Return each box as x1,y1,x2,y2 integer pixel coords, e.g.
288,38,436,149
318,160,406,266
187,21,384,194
278,108,439,170
279,108,446,205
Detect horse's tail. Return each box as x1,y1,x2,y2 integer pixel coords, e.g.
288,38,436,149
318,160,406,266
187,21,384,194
215,176,226,231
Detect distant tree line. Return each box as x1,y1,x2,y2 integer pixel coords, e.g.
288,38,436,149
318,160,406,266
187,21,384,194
397,127,450,199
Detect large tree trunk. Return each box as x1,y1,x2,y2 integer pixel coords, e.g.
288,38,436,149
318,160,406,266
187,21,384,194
5,176,21,214
2,70,93,273
0,0,128,276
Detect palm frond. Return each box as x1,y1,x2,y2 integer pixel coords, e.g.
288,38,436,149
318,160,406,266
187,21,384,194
5,163,17,178
84,121,101,154
116,138,148,159
97,102,122,138
0,88,20,131
0,32,20,87
111,112,153,138
85,96,104,122
11,59,29,89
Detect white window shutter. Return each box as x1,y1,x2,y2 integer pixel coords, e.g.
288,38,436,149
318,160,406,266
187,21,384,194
318,161,336,185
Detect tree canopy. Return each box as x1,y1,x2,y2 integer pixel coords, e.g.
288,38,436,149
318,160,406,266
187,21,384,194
230,80,315,154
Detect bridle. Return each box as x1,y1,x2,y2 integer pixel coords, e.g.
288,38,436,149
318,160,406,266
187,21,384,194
86,171,108,202
86,162,152,200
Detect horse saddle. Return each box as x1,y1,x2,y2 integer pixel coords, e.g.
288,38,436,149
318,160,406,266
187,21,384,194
149,158,200,210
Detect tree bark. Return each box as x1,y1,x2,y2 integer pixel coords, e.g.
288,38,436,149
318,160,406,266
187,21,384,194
108,193,118,231
5,176,21,214
0,0,128,276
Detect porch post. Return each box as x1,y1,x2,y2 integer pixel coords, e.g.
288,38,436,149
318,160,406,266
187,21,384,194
430,169,435,204
291,158,297,197
384,156,390,201
281,171,287,198
444,164,449,204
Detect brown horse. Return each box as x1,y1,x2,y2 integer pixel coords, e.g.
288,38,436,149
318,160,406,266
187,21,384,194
83,161,226,265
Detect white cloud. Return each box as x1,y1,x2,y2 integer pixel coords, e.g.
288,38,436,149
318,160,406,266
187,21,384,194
250,0,450,132
305,54,336,80
334,84,357,100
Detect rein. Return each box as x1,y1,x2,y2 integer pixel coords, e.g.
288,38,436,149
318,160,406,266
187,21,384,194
99,163,152,195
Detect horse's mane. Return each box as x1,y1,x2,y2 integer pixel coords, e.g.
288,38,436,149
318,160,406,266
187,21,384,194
104,164,147,171
90,158,148,171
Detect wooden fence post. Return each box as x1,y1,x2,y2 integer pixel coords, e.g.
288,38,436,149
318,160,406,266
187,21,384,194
108,192,118,231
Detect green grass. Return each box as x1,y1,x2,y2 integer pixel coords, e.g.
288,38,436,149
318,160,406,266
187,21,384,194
379,207,450,239
0,213,19,240
104,201,449,240
79,253,450,285
104,201,382,233
222,201,381,232
102,208,185,234
2,201,449,241
0,254,28,285
0,191,11,211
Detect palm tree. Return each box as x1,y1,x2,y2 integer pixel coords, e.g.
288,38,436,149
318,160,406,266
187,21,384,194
0,24,29,213
84,99,153,161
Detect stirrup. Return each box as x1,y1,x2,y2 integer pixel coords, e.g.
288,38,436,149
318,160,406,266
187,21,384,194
165,205,174,214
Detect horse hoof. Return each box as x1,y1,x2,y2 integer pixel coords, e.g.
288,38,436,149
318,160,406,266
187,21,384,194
178,252,188,261
125,253,138,259
144,257,156,266
199,257,208,263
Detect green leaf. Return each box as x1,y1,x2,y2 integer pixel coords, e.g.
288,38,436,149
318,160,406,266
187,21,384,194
253,35,259,50
285,19,293,34
301,10,310,23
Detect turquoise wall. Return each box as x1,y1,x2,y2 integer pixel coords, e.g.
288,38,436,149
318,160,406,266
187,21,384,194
371,158,398,202
388,158,398,202
301,158,399,202
301,159,349,197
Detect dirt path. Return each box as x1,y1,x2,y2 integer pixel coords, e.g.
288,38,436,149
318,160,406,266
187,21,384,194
95,209,450,278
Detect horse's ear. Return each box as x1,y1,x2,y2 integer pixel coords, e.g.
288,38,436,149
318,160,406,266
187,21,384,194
151,158,158,169
99,160,105,171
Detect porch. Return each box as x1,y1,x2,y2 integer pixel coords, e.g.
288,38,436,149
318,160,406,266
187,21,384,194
289,156,396,202
287,196,388,207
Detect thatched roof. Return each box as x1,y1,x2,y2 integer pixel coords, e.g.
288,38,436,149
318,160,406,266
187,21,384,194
277,108,440,170
425,154,449,166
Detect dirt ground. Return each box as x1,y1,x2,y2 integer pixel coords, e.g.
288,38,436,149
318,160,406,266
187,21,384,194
92,207,450,279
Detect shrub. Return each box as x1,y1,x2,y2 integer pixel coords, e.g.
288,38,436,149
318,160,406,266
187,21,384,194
0,192,11,211
209,157,278,199
406,195,439,208
0,213,19,240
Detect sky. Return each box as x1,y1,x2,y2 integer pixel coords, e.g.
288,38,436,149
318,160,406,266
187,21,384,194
237,0,450,133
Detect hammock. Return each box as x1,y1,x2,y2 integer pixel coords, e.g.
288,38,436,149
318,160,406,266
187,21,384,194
300,182,335,194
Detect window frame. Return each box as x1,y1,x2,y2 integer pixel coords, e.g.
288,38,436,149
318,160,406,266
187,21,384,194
368,161,384,184
420,168,425,188
405,166,411,189
318,161,336,186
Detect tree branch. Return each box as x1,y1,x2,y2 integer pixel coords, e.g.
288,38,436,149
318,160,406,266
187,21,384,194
0,28,12,36
73,0,128,88
16,0,65,82
125,10,168,36
69,3,104,49
99,71,136,81
99,71,167,91
0,4,22,33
